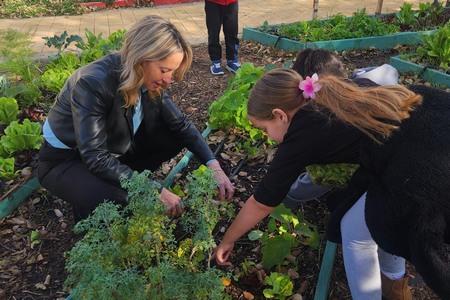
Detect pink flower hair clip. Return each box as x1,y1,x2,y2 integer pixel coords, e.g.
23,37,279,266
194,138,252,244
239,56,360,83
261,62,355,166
299,73,322,100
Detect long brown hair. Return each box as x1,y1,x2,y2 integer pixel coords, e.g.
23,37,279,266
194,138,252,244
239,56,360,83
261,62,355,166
248,68,422,143
118,15,193,107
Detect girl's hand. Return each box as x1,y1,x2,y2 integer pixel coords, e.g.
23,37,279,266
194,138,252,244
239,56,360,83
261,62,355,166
207,160,235,201
159,187,183,217
211,241,234,266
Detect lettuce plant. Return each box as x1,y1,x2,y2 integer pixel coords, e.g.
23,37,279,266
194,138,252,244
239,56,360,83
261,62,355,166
263,272,294,300
0,119,43,157
0,157,15,179
0,97,19,125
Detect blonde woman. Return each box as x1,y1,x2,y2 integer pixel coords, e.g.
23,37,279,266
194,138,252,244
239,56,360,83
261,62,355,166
38,15,234,222
213,68,450,299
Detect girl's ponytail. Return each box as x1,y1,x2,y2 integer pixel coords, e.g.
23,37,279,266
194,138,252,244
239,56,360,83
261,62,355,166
315,76,422,143
248,68,422,144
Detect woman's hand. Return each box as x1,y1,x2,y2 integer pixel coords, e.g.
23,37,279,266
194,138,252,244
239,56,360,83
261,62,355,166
207,160,235,201
159,187,183,217
211,240,234,266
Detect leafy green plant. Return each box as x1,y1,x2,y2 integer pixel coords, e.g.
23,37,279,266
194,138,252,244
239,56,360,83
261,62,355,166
41,53,81,93
416,1,446,30
65,167,229,299
306,163,360,188
76,29,125,65
350,9,399,37
30,230,41,249
0,75,28,99
0,0,87,18
0,97,19,125
396,2,418,29
263,272,294,300
236,259,256,277
208,62,267,146
42,31,83,58
0,29,42,106
0,143,9,158
0,157,15,179
41,29,125,93
0,119,43,157
276,9,399,42
417,26,450,70
248,204,319,269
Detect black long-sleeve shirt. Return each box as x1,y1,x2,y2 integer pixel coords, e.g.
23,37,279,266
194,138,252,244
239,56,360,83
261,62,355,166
254,105,367,207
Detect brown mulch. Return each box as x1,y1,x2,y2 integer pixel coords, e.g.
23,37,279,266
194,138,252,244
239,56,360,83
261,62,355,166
0,41,442,300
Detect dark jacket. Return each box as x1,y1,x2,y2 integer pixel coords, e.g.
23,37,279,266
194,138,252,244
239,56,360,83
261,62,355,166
327,85,450,299
46,53,214,185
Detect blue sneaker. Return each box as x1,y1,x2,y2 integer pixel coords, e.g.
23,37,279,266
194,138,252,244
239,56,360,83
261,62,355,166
226,59,241,73
210,60,224,75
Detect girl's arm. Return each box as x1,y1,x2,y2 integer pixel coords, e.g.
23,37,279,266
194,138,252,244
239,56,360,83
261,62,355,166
212,195,274,265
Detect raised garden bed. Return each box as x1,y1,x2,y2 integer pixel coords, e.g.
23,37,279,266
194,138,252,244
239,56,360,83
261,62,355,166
243,4,450,52
243,27,438,52
390,54,450,88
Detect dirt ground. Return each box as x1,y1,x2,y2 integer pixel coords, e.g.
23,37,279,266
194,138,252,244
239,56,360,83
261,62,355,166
0,41,442,300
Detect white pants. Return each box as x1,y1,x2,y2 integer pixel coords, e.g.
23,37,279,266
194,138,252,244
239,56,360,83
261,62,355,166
341,192,406,299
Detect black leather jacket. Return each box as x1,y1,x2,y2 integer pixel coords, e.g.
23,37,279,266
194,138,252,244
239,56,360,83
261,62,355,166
46,53,214,184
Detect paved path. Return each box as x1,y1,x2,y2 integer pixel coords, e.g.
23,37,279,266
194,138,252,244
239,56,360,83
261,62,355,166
0,0,423,59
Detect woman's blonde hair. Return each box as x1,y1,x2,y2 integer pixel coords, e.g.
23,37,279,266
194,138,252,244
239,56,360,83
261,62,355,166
118,15,193,107
248,68,422,143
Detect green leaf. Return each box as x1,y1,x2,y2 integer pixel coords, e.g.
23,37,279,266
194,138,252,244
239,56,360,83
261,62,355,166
0,119,43,155
0,157,15,179
263,272,294,299
261,234,293,269
248,230,264,241
270,203,298,226
0,97,18,125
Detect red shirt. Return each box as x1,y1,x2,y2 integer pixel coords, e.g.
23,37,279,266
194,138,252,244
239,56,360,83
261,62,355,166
206,0,237,5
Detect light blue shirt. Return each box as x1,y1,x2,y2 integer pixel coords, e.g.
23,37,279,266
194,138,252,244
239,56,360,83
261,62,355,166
43,88,146,149
133,89,144,134
43,119,71,149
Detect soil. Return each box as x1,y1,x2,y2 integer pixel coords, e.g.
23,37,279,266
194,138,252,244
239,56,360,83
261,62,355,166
0,41,443,300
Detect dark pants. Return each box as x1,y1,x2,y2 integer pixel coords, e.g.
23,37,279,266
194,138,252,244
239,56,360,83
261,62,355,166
205,0,239,61
37,126,183,222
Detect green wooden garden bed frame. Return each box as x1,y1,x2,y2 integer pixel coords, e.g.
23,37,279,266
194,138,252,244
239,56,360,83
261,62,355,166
0,175,40,219
390,55,450,88
243,26,438,52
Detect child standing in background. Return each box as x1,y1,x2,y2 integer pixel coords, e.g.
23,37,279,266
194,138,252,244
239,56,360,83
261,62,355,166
205,0,241,75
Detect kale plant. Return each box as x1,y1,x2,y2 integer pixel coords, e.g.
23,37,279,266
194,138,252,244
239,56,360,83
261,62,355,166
65,168,228,300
